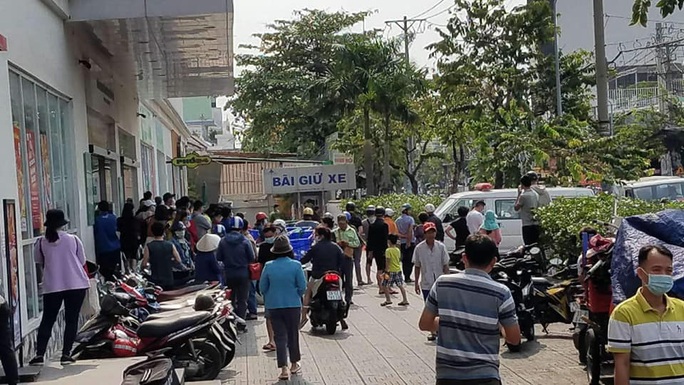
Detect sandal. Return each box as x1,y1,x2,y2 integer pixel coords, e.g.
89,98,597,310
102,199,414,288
262,343,276,352
290,362,302,374
380,301,392,306
278,371,290,381
398,301,409,306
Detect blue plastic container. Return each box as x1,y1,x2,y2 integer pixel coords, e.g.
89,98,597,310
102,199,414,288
290,237,313,261
249,229,260,240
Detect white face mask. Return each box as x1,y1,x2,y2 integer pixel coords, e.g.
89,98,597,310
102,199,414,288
368,216,376,224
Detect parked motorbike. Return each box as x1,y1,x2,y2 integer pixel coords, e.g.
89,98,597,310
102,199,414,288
74,292,237,381
308,271,347,335
490,256,537,341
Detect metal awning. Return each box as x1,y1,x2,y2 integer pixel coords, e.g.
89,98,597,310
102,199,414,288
69,0,234,99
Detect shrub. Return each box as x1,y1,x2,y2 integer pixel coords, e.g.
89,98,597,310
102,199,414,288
537,194,684,260
343,194,443,221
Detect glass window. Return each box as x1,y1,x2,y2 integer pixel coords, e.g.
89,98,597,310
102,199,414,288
141,145,155,194
123,166,138,203
632,186,654,201
157,150,167,194
119,130,136,160
9,72,29,238
495,199,520,219
9,69,75,321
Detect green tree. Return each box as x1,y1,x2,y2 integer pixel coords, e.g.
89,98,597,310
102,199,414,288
230,10,372,157
632,0,684,26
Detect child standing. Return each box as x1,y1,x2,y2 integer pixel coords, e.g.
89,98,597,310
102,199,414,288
381,234,409,307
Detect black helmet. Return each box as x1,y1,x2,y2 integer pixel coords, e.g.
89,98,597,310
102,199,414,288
345,202,356,212
194,294,215,311
374,206,386,216
526,171,539,181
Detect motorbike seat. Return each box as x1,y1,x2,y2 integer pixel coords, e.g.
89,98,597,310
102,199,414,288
532,276,553,286
137,312,211,338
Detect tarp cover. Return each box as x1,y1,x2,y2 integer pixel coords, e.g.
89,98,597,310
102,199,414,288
612,209,684,303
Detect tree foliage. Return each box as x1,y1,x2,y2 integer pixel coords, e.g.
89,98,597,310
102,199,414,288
632,0,684,26
230,10,372,157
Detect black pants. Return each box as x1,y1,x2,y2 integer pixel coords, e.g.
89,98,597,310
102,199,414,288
437,379,500,385
96,250,121,282
36,289,87,357
270,307,302,368
341,257,354,304
400,244,415,281
522,225,541,245
226,276,250,320
0,303,18,385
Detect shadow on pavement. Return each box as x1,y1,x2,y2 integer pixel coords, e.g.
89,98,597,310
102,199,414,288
500,341,545,359
35,363,99,381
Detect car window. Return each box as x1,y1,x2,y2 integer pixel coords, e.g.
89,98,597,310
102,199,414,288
443,199,474,223
495,199,519,220
632,186,653,201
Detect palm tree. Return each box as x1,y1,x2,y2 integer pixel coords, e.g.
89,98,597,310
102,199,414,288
332,36,405,195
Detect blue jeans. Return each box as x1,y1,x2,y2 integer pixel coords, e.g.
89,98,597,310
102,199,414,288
248,280,258,315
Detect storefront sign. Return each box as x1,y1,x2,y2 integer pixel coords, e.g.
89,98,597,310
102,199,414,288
26,132,42,232
263,164,356,194
12,126,26,232
40,134,52,208
3,200,21,350
171,152,212,169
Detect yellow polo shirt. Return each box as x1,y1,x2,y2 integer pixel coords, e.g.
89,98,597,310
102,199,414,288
607,288,684,384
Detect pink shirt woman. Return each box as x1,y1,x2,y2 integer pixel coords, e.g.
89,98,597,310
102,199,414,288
478,210,502,246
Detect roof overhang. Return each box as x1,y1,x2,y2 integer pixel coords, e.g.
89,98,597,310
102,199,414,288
68,0,234,99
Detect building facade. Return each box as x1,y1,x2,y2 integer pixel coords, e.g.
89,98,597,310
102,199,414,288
0,0,233,361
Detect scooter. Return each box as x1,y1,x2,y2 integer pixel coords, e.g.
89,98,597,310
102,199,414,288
73,295,233,381
308,271,347,335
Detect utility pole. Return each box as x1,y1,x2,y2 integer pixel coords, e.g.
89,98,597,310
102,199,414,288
655,23,669,115
385,16,424,193
592,0,610,134
552,0,563,116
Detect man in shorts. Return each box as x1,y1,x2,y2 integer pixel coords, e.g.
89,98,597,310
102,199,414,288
381,234,409,306
367,206,389,294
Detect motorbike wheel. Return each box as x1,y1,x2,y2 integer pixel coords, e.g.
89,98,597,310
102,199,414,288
186,340,223,381
325,322,337,335
207,334,228,368
522,322,535,341
585,329,601,385
223,342,236,367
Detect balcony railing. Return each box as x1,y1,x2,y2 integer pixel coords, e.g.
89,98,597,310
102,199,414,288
609,79,684,112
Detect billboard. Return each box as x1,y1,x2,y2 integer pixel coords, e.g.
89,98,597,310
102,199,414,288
263,164,356,194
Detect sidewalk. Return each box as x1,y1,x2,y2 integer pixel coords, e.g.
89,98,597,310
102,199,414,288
221,283,589,385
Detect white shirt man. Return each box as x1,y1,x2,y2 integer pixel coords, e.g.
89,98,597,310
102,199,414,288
466,201,486,234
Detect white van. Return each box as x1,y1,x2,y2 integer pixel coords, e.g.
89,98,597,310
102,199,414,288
615,176,684,202
434,187,595,253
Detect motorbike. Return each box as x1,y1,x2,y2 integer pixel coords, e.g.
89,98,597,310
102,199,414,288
74,293,237,381
490,255,537,341
308,271,347,335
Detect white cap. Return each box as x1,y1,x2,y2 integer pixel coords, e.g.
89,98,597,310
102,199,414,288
385,208,395,217
425,204,436,213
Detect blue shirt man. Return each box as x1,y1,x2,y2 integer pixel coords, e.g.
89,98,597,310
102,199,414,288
419,234,521,385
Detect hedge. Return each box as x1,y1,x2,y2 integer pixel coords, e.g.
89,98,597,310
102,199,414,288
537,194,684,261
343,194,443,221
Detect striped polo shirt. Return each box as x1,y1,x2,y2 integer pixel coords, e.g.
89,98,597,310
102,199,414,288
425,269,517,381
607,288,684,384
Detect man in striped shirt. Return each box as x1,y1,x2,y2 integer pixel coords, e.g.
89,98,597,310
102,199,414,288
418,234,521,385
608,245,684,385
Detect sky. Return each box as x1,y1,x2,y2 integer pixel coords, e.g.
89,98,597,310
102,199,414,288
220,0,525,125
231,0,526,74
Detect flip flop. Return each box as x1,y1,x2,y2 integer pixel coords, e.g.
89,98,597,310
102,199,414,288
290,362,302,375
380,301,392,306
262,343,276,352
278,372,290,381
398,301,409,306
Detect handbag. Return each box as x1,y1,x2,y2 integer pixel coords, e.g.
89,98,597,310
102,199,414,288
248,262,262,280
81,278,101,317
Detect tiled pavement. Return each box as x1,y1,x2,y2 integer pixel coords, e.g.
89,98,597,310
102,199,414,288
220,283,592,385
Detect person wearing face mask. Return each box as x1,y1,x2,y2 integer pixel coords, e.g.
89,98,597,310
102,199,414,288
608,245,684,385
170,221,193,270
194,234,223,284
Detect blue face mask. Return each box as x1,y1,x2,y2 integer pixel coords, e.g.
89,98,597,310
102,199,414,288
645,272,674,295
264,237,275,244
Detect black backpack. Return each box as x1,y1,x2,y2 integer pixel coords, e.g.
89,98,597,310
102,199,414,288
121,356,180,385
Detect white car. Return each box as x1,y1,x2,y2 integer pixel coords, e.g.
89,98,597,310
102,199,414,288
434,186,595,253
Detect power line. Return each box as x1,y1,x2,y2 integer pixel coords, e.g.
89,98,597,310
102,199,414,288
412,0,446,19
423,5,454,20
